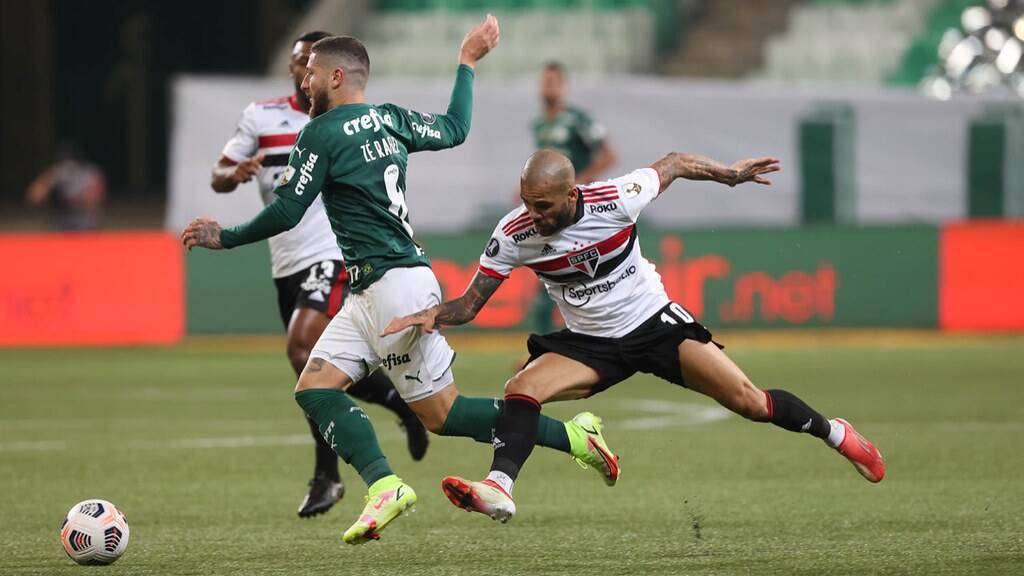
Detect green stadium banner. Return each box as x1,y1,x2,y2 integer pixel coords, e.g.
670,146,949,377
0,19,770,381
640,226,937,329
185,226,939,333
967,104,1024,218
799,104,857,225
186,242,280,333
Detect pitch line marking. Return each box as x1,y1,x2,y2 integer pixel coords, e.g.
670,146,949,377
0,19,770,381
612,399,731,430
0,440,67,452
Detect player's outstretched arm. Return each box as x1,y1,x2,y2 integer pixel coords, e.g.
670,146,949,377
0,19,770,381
406,15,499,151
381,272,503,336
650,153,780,193
181,194,307,251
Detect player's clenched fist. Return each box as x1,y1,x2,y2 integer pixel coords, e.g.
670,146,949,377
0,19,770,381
230,153,265,185
181,217,224,251
458,14,500,67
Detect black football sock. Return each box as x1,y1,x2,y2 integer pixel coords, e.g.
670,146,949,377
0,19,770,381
764,389,831,439
346,370,416,421
440,395,571,453
305,416,341,482
488,394,541,488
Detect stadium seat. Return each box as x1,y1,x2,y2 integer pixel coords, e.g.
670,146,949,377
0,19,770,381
357,0,664,76
758,0,939,84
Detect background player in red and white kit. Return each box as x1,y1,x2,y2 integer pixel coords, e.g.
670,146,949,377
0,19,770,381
210,31,427,519
384,149,886,523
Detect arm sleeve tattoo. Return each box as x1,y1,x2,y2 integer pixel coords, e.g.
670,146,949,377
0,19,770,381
433,272,504,327
650,152,740,192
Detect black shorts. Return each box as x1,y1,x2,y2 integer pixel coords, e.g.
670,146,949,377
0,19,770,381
273,260,349,328
526,301,722,395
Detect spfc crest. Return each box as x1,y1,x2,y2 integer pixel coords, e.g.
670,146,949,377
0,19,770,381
567,247,600,278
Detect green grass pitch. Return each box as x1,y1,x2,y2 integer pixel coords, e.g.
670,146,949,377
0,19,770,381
2,334,1023,575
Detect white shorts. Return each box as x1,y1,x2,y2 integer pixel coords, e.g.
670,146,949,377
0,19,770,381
309,265,456,403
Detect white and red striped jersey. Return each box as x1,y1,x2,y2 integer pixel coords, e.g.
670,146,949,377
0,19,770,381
221,95,341,278
479,167,669,337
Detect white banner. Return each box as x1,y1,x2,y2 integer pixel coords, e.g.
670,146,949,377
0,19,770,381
167,75,994,233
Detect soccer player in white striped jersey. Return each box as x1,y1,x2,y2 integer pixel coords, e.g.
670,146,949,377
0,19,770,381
210,30,427,519
383,149,885,522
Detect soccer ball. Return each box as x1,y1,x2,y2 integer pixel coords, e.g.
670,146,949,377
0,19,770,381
59,499,130,565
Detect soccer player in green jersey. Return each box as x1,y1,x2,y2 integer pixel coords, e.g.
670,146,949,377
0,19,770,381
210,30,428,520
529,61,617,334
533,61,617,185
183,17,618,544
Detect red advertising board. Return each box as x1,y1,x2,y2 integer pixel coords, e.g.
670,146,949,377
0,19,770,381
940,220,1024,330
0,232,184,345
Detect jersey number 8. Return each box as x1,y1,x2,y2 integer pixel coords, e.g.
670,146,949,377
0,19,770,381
384,164,415,239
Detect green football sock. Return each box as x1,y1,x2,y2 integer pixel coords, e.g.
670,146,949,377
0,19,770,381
295,388,394,486
440,395,570,453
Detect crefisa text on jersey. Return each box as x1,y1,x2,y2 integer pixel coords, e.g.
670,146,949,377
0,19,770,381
410,121,441,140
380,352,412,371
340,108,403,164
342,108,393,135
294,153,320,196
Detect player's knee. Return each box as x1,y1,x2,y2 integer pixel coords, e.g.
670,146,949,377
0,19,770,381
419,412,446,435
409,401,449,435
503,372,537,397
293,373,314,394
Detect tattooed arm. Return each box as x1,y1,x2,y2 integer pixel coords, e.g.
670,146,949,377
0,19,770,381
381,272,504,336
649,152,780,193
181,217,224,250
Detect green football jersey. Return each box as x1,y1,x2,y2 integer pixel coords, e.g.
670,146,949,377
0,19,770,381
532,106,606,172
269,68,474,291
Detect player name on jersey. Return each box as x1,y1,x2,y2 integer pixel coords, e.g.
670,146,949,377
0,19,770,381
360,136,401,163
272,63,475,292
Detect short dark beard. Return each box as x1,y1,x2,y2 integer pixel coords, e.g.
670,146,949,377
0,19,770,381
538,201,575,236
309,87,330,119
553,202,574,230
294,83,311,113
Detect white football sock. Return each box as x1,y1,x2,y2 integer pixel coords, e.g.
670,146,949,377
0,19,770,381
826,419,846,448
486,470,514,495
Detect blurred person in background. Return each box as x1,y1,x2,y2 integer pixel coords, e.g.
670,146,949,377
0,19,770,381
210,30,428,520
533,61,617,185
25,143,106,231
531,61,617,333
